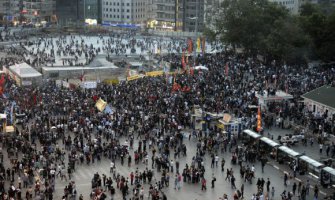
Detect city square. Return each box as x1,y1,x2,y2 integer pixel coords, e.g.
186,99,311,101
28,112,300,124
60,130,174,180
0,0,335,200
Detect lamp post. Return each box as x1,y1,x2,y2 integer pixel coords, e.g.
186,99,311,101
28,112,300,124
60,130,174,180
188,0,199,66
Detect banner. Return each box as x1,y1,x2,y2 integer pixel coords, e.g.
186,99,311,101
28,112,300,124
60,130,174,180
257,106,262,132
187,38,193,54
95,98,107,112
81,81,97,89
127,75,141,81
103,79,119,85
197,37,201,52
146,71,164,77
201,37,206,54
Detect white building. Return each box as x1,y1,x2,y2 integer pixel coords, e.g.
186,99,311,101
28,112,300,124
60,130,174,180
269,0,301,14
302,85,335,120
102,0,148,25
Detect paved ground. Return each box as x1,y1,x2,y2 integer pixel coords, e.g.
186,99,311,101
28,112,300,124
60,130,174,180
2,127,332,200
1,119,334,200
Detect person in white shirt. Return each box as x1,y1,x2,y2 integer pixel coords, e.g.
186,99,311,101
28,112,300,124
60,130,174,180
110,162,115,173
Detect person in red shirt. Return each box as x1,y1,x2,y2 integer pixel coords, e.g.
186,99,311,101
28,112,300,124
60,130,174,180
201,178,206,191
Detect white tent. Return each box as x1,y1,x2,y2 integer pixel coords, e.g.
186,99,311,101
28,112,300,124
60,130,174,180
194,66,208,70
9,62,42,78
7,62,42,86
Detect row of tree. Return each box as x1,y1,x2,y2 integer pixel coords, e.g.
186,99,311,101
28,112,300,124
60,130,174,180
204,0,335,64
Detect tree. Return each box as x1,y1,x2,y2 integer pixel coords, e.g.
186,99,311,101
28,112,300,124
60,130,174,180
299,3,335,62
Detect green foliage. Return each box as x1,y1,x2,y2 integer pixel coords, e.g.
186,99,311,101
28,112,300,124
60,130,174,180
209,0,335,64
299,3,335,62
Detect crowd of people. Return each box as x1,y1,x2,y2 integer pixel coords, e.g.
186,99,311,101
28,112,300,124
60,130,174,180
0,28,334,200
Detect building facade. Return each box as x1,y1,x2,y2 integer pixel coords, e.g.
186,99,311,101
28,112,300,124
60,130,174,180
102,0,147,25
269,0,301,14
182,0,205,32
56,0,84,26
0,0,56,25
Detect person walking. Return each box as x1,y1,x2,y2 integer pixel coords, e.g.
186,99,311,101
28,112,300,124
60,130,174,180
211,176,216,188
292,182,297,196
266,178,271,192
314,185,319,199
271,186,275,200
284,173,288,186
201,177,206,191
221,158,225,172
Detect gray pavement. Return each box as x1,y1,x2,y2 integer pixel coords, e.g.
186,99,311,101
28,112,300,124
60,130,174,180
1,127,333,200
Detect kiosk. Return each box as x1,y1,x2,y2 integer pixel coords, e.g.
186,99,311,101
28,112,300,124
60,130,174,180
321,167,335,189
242,129,261,144
259,137,280,159
298,155,324,177
277,146,301,167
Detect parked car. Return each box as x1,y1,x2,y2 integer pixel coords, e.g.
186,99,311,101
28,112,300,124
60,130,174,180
280,136,298,145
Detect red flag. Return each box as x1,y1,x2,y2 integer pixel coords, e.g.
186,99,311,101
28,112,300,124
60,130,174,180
188,38,193,54
225,63,229,76
181,50,186,69
80,74,85,82
257,106,262,132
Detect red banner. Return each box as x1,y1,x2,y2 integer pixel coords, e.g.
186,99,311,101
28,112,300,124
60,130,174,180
188,38,193,54
225,63,229,76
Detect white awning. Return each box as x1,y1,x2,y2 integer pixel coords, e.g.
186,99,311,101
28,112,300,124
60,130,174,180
260,137,280,147
243,129,261,139
323,167,335,176
299,156,324,168
278,146,301,157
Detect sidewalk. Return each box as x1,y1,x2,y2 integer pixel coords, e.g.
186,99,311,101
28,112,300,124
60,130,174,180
266,159,333,197
264,127,333,162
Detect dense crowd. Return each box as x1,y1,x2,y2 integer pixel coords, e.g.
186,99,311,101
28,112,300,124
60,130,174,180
0,29,335,200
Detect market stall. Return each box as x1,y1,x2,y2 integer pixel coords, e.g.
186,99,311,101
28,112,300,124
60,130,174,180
321,167,335,188
241,129,261,144
218,114,242,139
298,155,324,177
259,137,280,159
277,146,301,167
6,62,42,86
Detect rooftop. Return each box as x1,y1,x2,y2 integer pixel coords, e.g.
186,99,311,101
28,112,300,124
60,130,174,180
302,85,335,109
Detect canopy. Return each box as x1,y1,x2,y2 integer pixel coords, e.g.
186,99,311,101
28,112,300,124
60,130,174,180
9,62,42,78
260,137,280,147
194,66,208,70
323,167,335,176
278,146,301,157
299,156,324,168
243,129,261,139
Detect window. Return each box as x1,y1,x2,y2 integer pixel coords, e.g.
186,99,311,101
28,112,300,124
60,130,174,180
127,15,129,19
127,9,129,12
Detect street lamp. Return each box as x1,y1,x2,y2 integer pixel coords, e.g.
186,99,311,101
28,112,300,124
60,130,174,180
188,0,199,67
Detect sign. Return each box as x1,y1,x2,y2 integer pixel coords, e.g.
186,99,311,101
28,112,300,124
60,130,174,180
103,79,119,85
95,98,107,112
81,81,97,89
62,81,70,88
222,114,232,123
21,80,32,86
146,71,164,77
127,75,141,81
